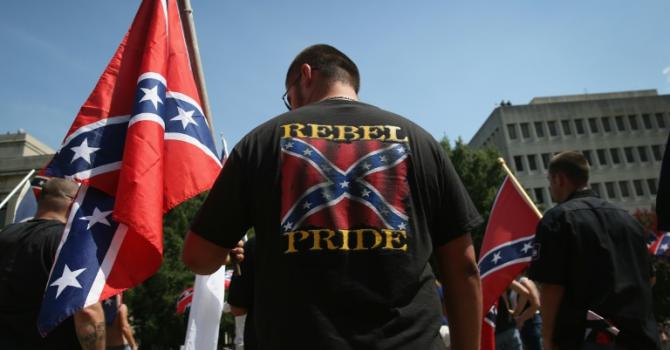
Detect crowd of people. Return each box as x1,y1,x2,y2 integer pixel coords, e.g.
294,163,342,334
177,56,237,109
0,43,667,349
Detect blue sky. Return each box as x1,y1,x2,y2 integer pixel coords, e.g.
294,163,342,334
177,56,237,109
2,0,669,152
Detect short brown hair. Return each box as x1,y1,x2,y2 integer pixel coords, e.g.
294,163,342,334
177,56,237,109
548,151,590,186
286,44,360,93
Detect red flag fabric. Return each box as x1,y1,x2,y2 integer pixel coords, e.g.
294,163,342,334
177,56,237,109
481,304,497,350
477,176,540,345
38,0,220,334
176,287,195,315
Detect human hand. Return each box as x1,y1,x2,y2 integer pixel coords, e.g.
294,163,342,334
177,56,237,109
226,240,245,264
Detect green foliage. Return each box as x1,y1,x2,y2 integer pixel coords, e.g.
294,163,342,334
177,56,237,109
124,194,236,349
440,137,505,252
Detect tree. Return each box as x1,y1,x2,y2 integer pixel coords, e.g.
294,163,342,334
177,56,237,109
440,137,506,251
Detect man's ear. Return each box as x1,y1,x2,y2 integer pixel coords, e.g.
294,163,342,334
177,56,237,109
300,63,313,87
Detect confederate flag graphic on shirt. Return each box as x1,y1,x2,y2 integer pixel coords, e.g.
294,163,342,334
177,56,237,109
279,133,411,254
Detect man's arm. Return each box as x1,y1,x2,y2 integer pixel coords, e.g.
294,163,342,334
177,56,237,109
118,304,138,350
182,231,244,275
435,234,482,350
510,277,540,327
537,282,565,350
73,302,105,350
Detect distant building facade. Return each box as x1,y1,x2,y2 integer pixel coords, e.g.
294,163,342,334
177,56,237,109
0,132,54,226
469,90,670,213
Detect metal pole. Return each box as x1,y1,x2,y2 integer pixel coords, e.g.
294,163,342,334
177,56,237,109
497,157,543,219
0,169,35,210
176,0,215,139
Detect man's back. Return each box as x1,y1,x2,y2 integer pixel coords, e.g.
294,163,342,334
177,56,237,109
0,219,79,349
191,99,481,349
530,191,659,349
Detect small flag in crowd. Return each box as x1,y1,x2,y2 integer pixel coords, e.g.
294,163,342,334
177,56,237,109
176,287,195,315
37,0,220,335
649,232,670,256
478,176,541,349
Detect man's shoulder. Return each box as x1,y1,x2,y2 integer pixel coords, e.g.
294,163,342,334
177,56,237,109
0,219,64,242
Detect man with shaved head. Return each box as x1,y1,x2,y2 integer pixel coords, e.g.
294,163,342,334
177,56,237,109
0,178,105,350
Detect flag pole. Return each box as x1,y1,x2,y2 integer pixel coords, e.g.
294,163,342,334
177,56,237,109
176,0,215,140
0,169,35,210
497,158,543,219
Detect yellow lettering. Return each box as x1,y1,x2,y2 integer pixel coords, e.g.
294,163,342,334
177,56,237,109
383,229,408,251
308,124,333,140
284,230,310,253
386,125,408,142
340,229,350,250
359,125,385,141
353,229,367,250
321,229,339,250
280,123,307,138
333,125,360,141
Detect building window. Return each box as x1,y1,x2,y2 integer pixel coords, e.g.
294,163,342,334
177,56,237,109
582,150,593,166
561,120,572,135
652,145,663,161
648,178,658,195
638,146,649,162
507,124,517,140
597,149,608,166
601,117,612,132
605,182,616,199
657,113,667,128
547,121,558,137
574,119,585,135
619,181,630,198
520,123,530,139
514,155,524,172
541,153,550,169
610,148,621,165
615,116,626,132
588,118,599,133
624,147,635,163
633,180,644,196
642,114,652,129
534,188,545,204
628,115,639,131
528,154,538,171
534,122,544,137
591,183,601,196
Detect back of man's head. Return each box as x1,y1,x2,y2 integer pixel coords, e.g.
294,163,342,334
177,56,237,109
548,151,590,186
286,44,360,93
38,178,78,216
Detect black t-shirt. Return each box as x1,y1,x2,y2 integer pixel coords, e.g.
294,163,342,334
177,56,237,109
0,219,80,349
191,99,482,349
228,237,257,350
528,190,660,349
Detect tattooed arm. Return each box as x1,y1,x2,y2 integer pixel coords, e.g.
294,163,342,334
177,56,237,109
73,302,106,350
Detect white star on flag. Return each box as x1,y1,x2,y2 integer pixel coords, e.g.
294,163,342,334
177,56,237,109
170,106,198,129
70,138,100,164
339,180,350,188
283,222,293,231
362,162,372,170
361,189,371,197
521,242,533,254
379,155,387,162
398,222,406,230
303,149,313,156
79,207,113,230
661,243,669,252
303,201,312,209
140,85,163,110
492,252,502,264
284,142,294,150
50,264,86,298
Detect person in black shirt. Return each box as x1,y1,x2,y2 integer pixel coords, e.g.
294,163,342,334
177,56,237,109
183,44,483,349
657,133,670,231
0,178,105,350
528,151,660,350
